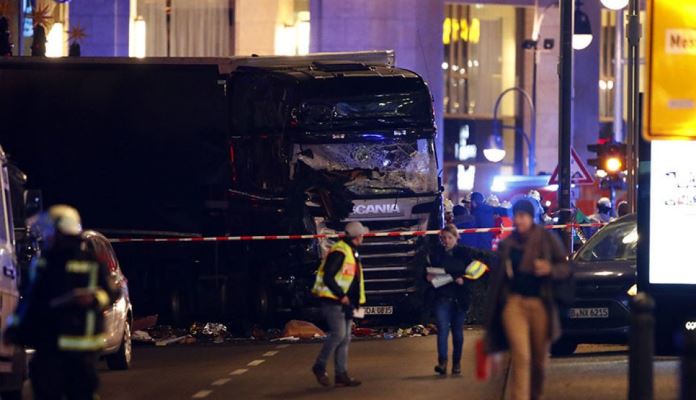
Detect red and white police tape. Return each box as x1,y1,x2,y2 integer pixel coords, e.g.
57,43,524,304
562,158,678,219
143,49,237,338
107,223,606,244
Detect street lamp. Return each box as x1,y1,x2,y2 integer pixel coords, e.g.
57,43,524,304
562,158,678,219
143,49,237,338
485,87,536,175
601,0,629,10
573,1,593,50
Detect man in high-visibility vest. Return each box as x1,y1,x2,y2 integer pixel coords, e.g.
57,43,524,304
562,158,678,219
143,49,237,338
311,221,368,388
6,205,119,400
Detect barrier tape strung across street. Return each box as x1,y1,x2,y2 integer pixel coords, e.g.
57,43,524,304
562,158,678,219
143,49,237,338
108,223,606,244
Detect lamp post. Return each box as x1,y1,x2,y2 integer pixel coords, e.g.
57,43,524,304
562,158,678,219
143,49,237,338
487,87,536,176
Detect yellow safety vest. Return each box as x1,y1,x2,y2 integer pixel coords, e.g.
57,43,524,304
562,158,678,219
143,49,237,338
312,241,366,305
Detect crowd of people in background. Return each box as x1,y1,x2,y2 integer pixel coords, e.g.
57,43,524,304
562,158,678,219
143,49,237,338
444,190,632,251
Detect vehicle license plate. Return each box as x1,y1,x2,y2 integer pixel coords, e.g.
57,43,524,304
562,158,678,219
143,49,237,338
363,306,394,315
568,307,610,319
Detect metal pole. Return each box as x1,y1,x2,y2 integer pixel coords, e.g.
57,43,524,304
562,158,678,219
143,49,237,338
16,0,23,56
626,0,641,212
682,325,696,400
613,10,624,142
531,47,538,176
629,292,655,400
558,0,574,252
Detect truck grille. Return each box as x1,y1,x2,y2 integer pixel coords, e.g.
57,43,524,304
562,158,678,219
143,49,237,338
357,221,427,295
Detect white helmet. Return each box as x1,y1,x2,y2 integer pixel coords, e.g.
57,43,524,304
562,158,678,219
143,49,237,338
597,197,612,208
527,190,541,202
485,194,501,207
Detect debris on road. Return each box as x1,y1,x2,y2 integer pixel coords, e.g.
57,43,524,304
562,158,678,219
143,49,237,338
132,330,155,343
155,336,188,347
132,315,158,332
282,320,326,339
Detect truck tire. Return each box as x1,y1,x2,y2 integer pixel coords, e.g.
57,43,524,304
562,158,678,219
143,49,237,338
252,280,276,328
106,320,132,370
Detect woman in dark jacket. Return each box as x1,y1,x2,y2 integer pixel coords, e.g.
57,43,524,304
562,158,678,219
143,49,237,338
484,199,571,400
426,224,492,375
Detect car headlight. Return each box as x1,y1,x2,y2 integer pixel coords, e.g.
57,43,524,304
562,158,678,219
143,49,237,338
627,284,638,297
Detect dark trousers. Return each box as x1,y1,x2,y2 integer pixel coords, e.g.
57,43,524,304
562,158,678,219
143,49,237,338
434,297,467,364
30,351,99,400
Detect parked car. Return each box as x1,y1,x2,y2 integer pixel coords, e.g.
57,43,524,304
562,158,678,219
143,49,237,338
552,214,637,356
82,231,133,370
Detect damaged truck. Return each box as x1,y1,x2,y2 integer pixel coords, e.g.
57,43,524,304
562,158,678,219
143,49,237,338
0,51,442,325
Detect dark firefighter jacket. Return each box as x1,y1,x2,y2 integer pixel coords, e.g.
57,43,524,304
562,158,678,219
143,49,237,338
9,234,120,353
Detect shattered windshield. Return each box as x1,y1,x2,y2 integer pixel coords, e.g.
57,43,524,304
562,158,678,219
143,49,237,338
292,138,438,196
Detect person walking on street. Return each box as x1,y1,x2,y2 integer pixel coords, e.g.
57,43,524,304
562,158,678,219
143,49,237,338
426,224,492,375
5,205,119,400
484,199,572,400
311,221,368,388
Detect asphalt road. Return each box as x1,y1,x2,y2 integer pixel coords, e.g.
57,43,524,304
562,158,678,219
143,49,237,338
24,328,681,400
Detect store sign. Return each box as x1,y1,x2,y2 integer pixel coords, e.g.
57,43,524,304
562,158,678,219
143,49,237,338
649,140,696,285
645,0,696,139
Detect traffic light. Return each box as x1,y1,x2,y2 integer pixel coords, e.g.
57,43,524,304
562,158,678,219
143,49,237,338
587,141,627,179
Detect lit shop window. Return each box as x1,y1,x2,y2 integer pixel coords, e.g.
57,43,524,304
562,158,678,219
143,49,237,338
275,10,310,56
443,4,518,117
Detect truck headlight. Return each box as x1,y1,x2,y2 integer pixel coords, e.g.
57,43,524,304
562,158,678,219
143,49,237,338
627,284,638,297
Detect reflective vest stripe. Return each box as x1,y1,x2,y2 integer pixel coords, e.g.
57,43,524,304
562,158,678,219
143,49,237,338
312,241,366,305
464,260,489,280
58,334,106,351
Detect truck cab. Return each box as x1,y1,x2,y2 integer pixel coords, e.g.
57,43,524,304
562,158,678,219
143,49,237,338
227,54,442,321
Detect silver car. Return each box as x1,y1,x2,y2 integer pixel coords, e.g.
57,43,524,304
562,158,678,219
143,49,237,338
82,231,133,370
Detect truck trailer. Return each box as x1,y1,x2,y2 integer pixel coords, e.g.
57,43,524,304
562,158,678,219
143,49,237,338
0,52,442,325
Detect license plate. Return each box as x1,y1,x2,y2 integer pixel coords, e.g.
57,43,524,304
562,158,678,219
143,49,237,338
363,306,394,315
568,307,610,319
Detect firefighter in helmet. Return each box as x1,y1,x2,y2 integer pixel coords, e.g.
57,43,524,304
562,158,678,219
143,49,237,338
5,205,119,400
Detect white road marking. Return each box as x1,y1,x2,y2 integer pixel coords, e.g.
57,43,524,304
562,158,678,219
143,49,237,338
230,368,248,376
211,378,231,386
192,390,212,399
263,351,279,357
276,344,290,349
248,359,265,367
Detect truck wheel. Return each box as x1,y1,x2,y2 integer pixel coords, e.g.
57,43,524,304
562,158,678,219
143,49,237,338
106,320,132,370
551,339,578,357
252,281,276,328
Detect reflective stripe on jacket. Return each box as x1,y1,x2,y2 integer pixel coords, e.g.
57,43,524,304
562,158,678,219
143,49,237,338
312,241,366,305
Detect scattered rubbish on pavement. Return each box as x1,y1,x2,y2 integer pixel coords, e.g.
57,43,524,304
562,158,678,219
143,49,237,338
132,330,154,343
132,315,158,332
155,336,188,347
282,320,326,339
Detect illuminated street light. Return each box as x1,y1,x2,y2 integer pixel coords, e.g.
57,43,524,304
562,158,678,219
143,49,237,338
601,0,629,10
573,2,593,50
605,157,623,173
46,22,64,58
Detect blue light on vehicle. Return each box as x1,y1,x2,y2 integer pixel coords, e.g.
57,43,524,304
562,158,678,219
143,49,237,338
361,133,385,141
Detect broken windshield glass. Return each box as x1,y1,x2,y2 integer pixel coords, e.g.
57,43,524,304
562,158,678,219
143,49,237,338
292,139,438,196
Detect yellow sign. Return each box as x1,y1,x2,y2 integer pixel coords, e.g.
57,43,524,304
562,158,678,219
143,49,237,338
443,18,480,45
646,0,696,140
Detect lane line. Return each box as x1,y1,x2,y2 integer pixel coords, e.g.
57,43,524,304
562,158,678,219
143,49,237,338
192,390,212,399
276,344,290,349
263,351,279,357
230,368,248,376
211,378,231,386
248,359,265,367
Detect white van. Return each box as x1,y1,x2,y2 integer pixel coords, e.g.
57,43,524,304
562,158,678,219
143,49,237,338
0,146,26,399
